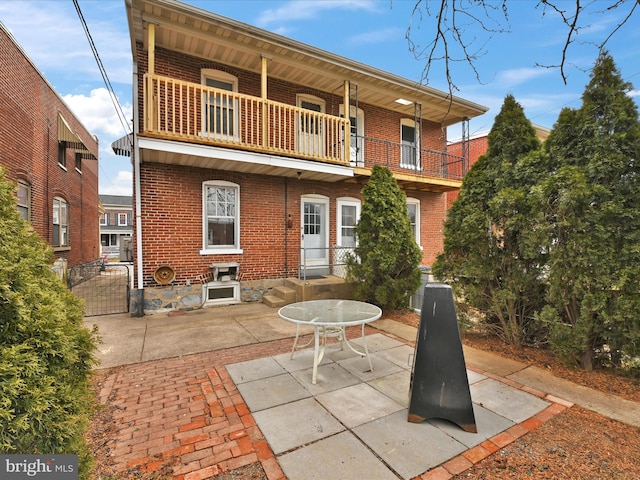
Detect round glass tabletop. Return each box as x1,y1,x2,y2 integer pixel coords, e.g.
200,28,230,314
278,299,382,327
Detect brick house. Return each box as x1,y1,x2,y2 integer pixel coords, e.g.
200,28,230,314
99,195,134,261
0,22,100,269
118,0,488,314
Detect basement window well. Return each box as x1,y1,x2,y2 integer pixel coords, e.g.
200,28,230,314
204,282,240,305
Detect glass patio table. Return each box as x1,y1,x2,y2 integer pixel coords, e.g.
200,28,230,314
278,299,382,384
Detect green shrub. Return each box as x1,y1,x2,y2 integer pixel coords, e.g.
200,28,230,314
0,168,98,478
346,165,422,310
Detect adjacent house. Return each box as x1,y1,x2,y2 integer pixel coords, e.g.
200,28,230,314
117,0,488,314
446,125,551,207
0,22,100,269
99,195,134,262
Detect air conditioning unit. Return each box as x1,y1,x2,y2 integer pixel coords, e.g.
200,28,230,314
209,262,239,282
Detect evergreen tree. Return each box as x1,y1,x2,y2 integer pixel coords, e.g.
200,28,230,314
346,165,422,310
0,168,98,477
537,52,640,371
433,95,546,345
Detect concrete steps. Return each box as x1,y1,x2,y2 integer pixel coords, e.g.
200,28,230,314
262,276,354,307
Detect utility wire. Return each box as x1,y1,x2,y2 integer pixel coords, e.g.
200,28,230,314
73,0,132,144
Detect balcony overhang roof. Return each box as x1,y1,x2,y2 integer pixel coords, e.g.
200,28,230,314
126,0,488,128
136,136,355,183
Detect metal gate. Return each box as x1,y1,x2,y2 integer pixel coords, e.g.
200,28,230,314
68,260,130,316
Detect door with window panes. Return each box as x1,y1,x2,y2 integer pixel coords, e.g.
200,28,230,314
203,76,238,140
301,196,329,277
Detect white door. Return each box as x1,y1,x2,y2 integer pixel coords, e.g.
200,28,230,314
297,95,325,156
340,105,364,166
301,196,329,277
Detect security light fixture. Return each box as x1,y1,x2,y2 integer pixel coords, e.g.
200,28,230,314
395,98,412,105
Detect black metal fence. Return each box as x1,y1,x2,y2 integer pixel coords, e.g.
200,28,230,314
68,260,130,316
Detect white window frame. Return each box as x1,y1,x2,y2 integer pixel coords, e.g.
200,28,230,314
118,213,128,226
407,197,421,247
100,213,108,225
52,196,69,248
201,180,242,255
17,180,31,222
336,197,361,248
202,282,240,305
200,69,239,140
400,118,420,169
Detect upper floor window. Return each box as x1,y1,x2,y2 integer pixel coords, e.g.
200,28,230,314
17,180,31,221
58,142,67,169
400,119,419,169
52,197,69,248
118,213,129,226
100,213,108,225
407,197,420,246
202,180,241,254
75,152,82,173
201,70,238,140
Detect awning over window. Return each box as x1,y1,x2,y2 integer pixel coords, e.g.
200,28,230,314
111,134,132,156
57,113,96,160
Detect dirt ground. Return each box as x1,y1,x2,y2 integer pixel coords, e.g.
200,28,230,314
87,309,640,480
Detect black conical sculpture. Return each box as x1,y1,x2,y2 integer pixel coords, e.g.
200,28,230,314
408,283,477,433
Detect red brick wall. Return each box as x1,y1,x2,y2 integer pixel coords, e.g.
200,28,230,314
446,135,489,207
0,26,100,267
134,45,450,287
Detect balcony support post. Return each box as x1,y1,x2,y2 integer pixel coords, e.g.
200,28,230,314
261,55,269,149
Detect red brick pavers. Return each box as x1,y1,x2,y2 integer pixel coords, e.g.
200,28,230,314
97,327,572,480
98,336,298,480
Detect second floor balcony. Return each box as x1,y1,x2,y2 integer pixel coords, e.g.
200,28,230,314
142,73,468,187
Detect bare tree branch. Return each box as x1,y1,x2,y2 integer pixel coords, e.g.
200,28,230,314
403,0,638,93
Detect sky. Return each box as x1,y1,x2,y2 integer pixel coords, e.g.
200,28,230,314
1,0,638,196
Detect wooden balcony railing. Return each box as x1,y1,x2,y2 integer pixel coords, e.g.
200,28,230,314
143,73,350,165
143,73,467,180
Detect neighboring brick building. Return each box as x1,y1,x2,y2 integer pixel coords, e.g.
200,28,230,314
99,195,133,261
117,0,488,313
447,125,551,207
0,22,100,268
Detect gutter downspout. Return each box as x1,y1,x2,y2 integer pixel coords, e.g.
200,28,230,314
132,62,144,316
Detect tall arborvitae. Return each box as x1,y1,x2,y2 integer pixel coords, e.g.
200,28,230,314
433,94,546,345
346,165,422,310
538,51,640,371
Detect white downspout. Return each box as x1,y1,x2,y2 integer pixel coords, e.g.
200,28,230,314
132,62,144,294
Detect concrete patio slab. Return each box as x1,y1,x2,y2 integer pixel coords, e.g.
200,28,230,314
236,372,311,412
252,397,345,455
278,431,399,480
226,356,287,384
353,409,468,479
471,377,550,423
316,382,404,428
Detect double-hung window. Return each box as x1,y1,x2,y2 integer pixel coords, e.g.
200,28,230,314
118,213,128,226
53,197,69,248
17,180,31,221
407,198,421,247
201,70,238,140
202,181,241,253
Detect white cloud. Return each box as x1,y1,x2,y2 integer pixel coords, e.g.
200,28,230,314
256,0,380,27
62,88,132,138
497,67,553,87
348,27,405,47
100,170,132,196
